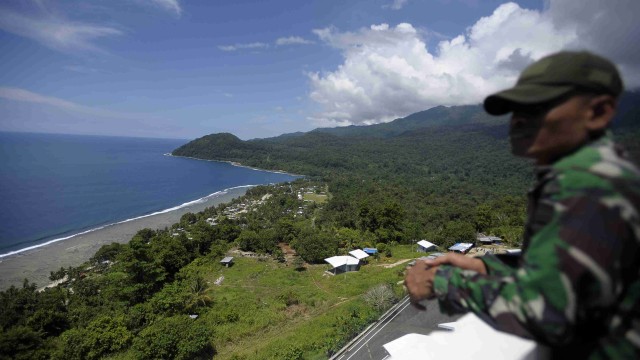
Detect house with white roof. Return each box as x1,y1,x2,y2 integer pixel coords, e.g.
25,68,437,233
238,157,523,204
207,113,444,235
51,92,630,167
477,235,503,245
220,256,234,267
325,256,360,275
416,240,437,252
448,242,474,254
349,249,370,261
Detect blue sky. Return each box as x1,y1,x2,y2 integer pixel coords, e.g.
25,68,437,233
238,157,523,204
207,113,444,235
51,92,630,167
1,0,638,139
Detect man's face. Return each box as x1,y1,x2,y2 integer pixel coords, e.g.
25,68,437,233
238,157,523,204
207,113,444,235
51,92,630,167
509,95,591,165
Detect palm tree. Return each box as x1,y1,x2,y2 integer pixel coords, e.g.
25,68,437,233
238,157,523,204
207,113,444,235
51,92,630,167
187,276,212,311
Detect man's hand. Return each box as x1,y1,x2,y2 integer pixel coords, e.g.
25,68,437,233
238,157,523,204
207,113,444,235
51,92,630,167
404,260,439,310
404,253,487,310
424,253,488,274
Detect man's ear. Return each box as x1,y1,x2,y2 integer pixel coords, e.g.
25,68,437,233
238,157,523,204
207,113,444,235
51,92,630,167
585,95,616,132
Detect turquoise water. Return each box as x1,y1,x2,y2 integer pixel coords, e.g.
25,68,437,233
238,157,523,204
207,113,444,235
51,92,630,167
0,132,298,256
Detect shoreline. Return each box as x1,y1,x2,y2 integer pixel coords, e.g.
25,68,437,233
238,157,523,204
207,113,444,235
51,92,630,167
0,185,256,259
165,153,305,177
0,186,252,290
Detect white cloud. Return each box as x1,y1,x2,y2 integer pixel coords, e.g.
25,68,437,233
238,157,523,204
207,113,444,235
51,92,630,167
149,0,182,16
218,42,269,52
308,0,640,127
220,36,314,52
276,36,314,46
388,0,408,10
0,5,122,53
0,87,149,121
546,0,640,87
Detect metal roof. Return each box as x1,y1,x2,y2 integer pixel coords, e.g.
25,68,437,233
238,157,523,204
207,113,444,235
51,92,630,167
417,240,436,249
448,243,474,252
349,249,370,259
220,256,234,263
324,255,359,268
478,236,502,242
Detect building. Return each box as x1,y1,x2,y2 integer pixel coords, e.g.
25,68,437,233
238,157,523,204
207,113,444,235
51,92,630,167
416,240,437,252
349,249,370,261
325,256,360,275
363,247,378,255
220,256,234,267
448,243,474,254
477,235,503,245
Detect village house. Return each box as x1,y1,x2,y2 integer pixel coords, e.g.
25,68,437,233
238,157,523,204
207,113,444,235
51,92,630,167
348,249,370,263
324,255,360,275
448,243,474,254
220,256,234,267
477,235,503,245
416,240,437,252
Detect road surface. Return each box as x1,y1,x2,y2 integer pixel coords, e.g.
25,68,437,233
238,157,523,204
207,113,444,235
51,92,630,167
333,296,461,360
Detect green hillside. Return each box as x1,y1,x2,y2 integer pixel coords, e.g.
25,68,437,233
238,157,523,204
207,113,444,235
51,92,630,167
3,94,637,360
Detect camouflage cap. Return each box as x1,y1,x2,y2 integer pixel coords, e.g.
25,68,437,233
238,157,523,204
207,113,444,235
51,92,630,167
484,51,624,115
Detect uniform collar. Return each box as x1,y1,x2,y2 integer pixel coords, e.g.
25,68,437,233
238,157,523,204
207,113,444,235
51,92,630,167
535,131,614,177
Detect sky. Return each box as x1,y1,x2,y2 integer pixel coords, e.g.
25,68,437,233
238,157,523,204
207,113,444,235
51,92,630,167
0,0,638,140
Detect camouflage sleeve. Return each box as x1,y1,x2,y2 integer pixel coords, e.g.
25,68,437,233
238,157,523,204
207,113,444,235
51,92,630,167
433,174,639,348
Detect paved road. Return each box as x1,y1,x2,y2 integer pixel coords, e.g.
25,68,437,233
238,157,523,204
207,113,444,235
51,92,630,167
334,296,461,360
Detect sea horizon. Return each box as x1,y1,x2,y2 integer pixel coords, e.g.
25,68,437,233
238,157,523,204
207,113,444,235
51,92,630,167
0,131,299,257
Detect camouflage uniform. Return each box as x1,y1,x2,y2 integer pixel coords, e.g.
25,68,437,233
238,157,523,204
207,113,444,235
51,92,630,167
433,132,640,358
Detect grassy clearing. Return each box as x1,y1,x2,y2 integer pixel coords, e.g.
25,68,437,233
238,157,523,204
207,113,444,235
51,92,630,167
303,193,329,204
190,247,408,359
108,244,418,359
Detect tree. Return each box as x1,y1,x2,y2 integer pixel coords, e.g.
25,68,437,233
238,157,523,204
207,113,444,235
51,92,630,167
148,281,190,315
49,267,67,281
215,218,241,243
208,241,230,260
90,242,123,265
186,277,212,311
474,203,494,232
435,220,476,249
53,315,132,360
132,315,215,360
292,256,305,271
0,326,44,360
0,280,38,330
151,236,193,278
273,248,286,263
336,227,360,250
236,230,260,252
293,230,338,264
180,212,197,227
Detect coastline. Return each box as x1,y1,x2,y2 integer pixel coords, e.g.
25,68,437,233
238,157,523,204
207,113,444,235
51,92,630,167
0,186,251,290
166,153,304,177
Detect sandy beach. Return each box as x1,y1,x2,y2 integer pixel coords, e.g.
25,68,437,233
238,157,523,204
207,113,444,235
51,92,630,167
0,186,250,290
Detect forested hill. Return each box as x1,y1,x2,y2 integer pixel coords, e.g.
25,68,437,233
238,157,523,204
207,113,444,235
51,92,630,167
309,104,505,138
173,92,639,247
173,91,640,180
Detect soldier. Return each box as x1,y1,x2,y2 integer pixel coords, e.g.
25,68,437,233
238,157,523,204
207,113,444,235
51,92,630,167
405,51,640,358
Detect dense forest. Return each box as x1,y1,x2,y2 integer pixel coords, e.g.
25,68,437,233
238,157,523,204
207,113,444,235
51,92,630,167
173,92,640,249
2,94,638,359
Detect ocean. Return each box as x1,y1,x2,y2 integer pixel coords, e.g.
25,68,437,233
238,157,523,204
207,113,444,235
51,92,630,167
0,132,298,257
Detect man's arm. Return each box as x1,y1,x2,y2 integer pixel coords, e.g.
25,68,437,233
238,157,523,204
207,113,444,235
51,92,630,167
431,190,637,347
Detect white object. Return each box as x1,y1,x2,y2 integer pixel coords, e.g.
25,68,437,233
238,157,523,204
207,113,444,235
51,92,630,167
383,313,539,359
349,249,370,260
324,255,360,268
